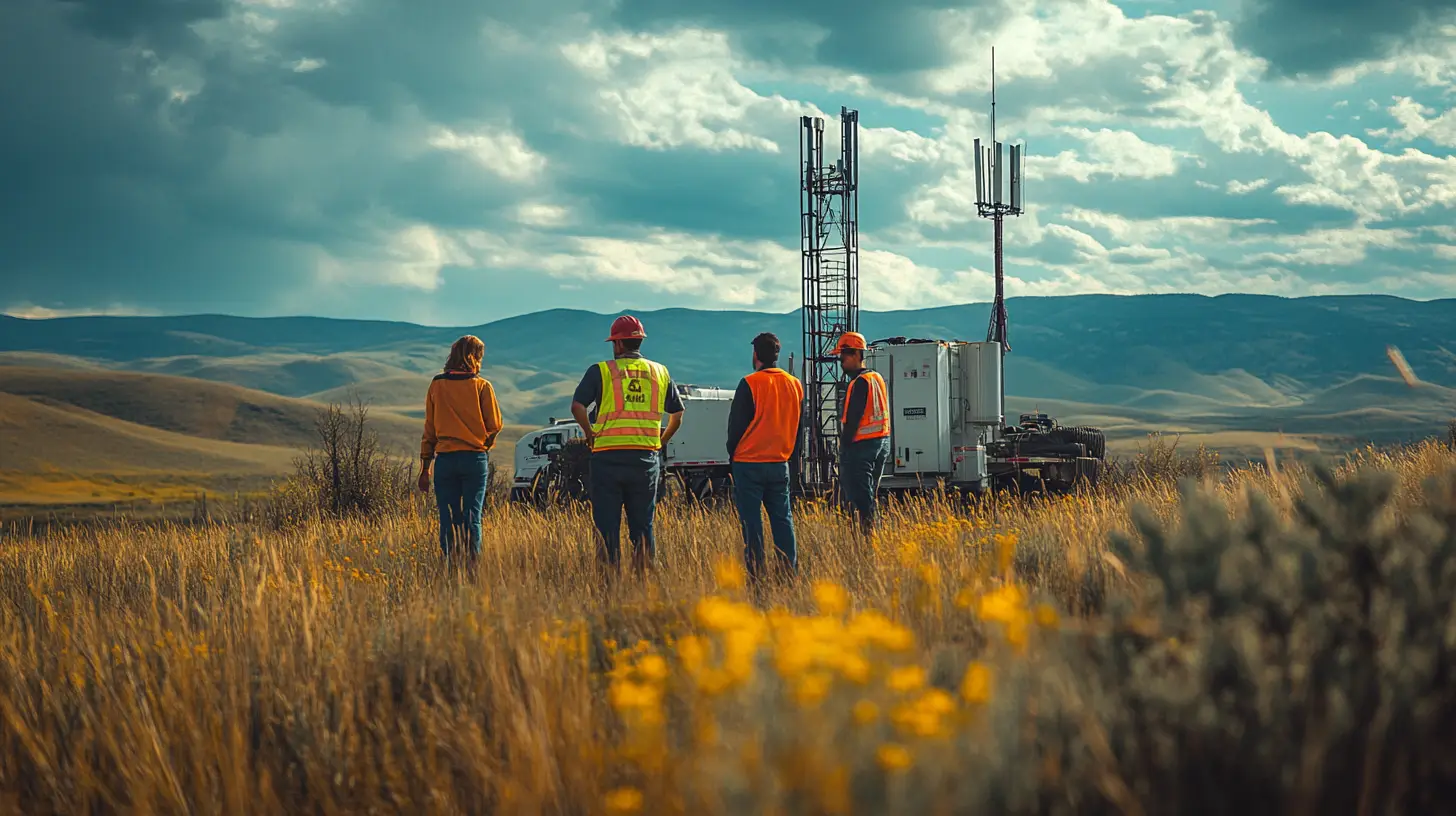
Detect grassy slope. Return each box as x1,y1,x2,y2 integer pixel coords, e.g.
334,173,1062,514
0,366,532,506
0,393,297,504
0,366,425,451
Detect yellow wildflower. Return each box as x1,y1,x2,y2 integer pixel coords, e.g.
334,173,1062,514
813,580,850,617
886,665,925,693
636,654,669,682
976,583,1027,625
995,532,1018,575
847,610,915,652
952,586,977,610
792,671,834,707
695,596,759,633
608,680,662,712
852,699,880,725
916,563,941,588
714,556,746,592
1033,602,1060,629
604,786,644,814
876,743,913,771
675,635,709,676
1006,617,1029,653
838,653,871,684
960,662,993,705
897,538,921,569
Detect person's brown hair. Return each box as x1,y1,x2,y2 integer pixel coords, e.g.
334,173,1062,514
444,335,485,374
752,332,780,366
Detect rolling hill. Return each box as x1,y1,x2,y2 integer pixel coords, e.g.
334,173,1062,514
2,292,1453,464
0,367,531,508
0,366,425,451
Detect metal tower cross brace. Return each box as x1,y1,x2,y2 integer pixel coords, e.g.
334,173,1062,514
799,107,860,496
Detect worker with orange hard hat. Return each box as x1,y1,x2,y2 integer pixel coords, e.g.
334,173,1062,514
569,314,685,577
834,330,890,535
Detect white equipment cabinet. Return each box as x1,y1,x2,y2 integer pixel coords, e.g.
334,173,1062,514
864,340,990,493
865,341,951,478
861,335,1101,495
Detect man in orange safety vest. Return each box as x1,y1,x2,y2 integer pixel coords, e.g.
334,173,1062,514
834,331,890,535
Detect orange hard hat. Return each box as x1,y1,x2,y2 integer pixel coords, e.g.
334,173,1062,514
832,331,868,353
607,315,647,342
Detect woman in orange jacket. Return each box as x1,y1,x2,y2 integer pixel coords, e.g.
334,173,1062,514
419,335,503,562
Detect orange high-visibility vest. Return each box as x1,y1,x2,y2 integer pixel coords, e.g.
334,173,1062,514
734,368,804,463
844,370,889,443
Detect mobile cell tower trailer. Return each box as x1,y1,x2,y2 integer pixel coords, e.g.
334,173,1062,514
801,53,1105,497
860,336,1103,495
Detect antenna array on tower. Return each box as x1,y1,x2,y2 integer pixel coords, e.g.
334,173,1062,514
972,47,1024,428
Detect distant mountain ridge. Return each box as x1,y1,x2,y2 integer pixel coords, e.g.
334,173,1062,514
4,293,1454,445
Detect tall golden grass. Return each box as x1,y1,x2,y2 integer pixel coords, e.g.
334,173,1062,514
2,440,1454,813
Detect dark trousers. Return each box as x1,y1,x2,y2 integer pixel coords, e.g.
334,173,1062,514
840,436,890,534
589,450,660,572
731,461,797,582
434,450,489,558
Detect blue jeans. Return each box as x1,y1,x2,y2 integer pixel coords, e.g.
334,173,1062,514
434,451,489,558
731,461,797,581
589,450,660,572
840,436,890,534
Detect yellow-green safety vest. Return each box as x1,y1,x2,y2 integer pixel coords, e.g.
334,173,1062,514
592,357,672,451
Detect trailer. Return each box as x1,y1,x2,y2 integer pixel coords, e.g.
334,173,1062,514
862,337,1104,496
659,385,735,500
511,385,736,506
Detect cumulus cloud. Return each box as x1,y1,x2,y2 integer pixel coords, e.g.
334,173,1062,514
1373,96,1456,148
0,0,1453,324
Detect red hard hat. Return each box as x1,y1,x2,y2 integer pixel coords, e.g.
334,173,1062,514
606,315,647,342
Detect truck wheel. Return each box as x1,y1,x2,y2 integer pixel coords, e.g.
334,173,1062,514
1052,427,1106,459
1072,427,1106,459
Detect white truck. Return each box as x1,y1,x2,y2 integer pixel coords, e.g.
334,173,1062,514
510,385,737,504
510,418,586,503
862,337,1103,496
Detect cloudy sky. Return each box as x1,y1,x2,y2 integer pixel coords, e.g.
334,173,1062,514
3,0,1454,325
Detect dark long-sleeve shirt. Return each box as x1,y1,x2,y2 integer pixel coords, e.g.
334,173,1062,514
726,375,804,467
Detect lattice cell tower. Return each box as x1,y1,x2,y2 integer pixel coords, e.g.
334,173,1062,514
973,47,1024,430
799,107,860,496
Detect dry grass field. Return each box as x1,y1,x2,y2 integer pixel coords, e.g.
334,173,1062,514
2,437,1455,813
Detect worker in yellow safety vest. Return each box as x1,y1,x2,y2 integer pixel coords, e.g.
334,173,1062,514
834,331,890,534
570,315,685,575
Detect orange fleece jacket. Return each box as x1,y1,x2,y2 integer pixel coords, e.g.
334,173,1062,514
421,371,504,460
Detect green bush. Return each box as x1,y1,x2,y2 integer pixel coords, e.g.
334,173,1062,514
988,463,1456,814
